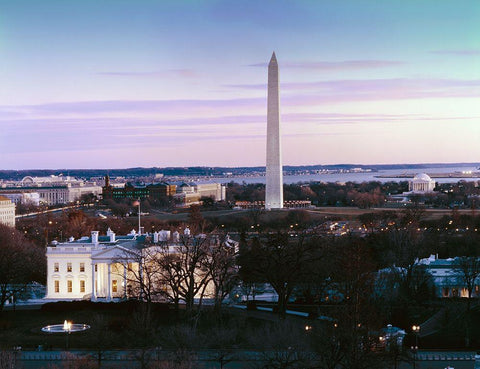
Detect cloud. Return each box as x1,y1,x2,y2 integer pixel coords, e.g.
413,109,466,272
249,60,404,69
226,78,480,101
430,49,480,56
96,69,198,78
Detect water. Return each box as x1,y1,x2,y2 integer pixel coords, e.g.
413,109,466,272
197,166,480,185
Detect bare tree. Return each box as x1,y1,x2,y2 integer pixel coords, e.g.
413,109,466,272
152,235,211,314
454,256,480,347
0,224,45,311
202,234,238,313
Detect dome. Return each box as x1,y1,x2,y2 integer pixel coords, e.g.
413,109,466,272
412,173,432,182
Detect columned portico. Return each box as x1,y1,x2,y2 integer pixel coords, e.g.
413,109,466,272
107,263,112,301
91,262,97,301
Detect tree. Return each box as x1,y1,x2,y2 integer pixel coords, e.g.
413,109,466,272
0,224,45,311
239,233,317,317
454,256,480,347
202,235,238,313
150,234,212,314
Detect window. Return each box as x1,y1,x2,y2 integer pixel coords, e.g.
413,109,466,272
112,280,118,293
80,280,85,293
67,280,72,293
95,264,97,272
54,280,60,293
54,263,59,272
80,263,85,272
67,263,72,273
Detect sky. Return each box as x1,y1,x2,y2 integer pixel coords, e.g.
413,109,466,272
1,0,479,170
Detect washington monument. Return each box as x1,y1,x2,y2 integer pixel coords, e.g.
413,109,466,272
265,52,283,210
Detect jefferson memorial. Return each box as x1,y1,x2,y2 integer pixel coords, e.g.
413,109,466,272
408,173,436,193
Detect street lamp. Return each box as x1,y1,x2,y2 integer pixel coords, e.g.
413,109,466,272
411,325,420,369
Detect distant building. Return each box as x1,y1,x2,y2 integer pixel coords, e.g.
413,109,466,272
0,196,15,227
1,192,40,206
0,176,102,205
102,175,177,201
173,182,226,206
234,200,312,210
409,173,436,193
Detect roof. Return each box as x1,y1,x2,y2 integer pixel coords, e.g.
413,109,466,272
0,195,12,201
412,173,433,182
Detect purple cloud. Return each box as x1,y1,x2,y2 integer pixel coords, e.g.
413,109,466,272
96,69,198,78
249,60,404,69
227,78,480,101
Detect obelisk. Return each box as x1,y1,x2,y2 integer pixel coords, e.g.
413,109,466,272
265,52,283,210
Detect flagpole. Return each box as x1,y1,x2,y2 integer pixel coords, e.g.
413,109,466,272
138,198,141,235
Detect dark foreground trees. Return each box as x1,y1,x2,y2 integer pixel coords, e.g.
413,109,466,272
0,224,46,311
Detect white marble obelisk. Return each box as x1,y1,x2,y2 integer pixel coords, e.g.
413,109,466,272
265,52,283,210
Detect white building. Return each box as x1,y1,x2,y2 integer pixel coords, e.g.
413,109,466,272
45,228,237,301
409,173,436,193
418,254,477,298
0,195,15,227
0,183,102,205
1,192,41,206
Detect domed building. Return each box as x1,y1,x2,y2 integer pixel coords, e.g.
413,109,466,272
409,173,436,193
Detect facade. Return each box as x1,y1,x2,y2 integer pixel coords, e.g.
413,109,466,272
173,182,226,206
265,52,284,210
0,195,15,227
0,192,40,206
0,184,102,205
418,255,476,298
409,173,436,193
45,228,237,301
102,175,177,201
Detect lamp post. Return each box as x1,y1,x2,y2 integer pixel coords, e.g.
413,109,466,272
411,325,420,369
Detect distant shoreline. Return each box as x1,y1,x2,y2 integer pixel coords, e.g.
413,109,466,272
375,172,480,179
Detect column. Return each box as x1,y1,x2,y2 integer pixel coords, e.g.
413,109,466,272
123,263,128,299
107,263,112,301
91,263,96,301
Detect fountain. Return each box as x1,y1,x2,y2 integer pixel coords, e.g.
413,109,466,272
41,320,90,333
41,320,90,350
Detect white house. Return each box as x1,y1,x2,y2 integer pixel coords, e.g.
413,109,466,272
45,228,237,302
418,254,478,298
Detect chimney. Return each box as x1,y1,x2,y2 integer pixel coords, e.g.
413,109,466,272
107,228,116,243
91,231,99,244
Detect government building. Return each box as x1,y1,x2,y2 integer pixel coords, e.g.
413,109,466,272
45,228,236,301
408,173,436,193
0,195,15,227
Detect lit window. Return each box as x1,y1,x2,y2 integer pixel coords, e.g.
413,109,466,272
67,280,72,293
112,280,118,293
80,280,85,293
54,263,59,272
80,263,85,272
67,263,72,273
54,280,60,293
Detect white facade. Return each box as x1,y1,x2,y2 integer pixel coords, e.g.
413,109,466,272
265,52,283,209
0,184,102,205
45,228,237,301
409,173,436,193
1,192,40,206
0,195,15,227
418,255,477,298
